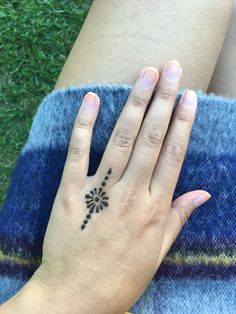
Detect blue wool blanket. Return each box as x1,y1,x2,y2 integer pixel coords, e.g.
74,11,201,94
0,83,236,313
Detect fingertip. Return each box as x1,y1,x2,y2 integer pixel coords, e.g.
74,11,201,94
193,191,212,207
182,90,197,107
197,190,212,200
91,91,100,103
85,91,100,105
81,92,100,114
204,191,212,199
140,66,159,79
139,66,159,90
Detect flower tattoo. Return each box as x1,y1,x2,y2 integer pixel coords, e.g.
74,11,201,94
81,168,112,231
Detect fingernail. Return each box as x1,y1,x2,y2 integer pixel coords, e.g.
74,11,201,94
163,61,182,81
140,67,158,90
84,92,97,110
183,90,197,106
193,193,211,207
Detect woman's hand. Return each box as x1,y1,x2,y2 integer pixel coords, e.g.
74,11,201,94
28,61,210,314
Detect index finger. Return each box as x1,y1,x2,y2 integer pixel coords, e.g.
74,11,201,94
60,92,100,190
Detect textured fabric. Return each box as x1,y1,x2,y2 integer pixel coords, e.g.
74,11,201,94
0,83,235,313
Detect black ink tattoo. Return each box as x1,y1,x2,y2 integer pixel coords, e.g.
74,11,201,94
81,168,112,231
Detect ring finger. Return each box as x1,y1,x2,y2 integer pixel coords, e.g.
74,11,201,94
150,90,198,199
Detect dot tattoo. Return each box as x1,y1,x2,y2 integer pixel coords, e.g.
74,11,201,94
81,168,112,231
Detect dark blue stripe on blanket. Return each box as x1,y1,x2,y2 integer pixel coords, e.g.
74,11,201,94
0,262,36,280
156,262,236,280
0,147,235,264
0,260,235,281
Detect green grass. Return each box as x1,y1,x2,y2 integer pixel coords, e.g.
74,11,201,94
0,0,93,207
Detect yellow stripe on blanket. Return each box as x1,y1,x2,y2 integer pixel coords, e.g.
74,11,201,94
164,251,236,266
0,250,41,267
0,249,235,268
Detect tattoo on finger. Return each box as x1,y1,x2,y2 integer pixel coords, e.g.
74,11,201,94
80,168,112,231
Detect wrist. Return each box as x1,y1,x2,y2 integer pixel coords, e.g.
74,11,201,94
0,266,131,314
0,276,47,314
30,265,128,314
0,273,115,314
0,276,83,314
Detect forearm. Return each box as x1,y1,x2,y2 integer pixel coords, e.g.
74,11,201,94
0,277,93,314
0,276,132,314
0,278,46,314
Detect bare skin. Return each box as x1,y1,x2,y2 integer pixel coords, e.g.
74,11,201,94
55,0,232,93
208,0,236,97
0,61,211,314
1,1,235,313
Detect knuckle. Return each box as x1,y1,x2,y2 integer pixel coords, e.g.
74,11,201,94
175,112,192,123
147,205,167,229
114,129,134,148
131,93,147,108
61,193,73,210
75,118,91,129
142,124,163,146
149,211,162,227
68,145,86,161
158,88,176,102
178,208,190,228
118,190,136,217
165,143,184,163
119,196,136,217
57,186,74,210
